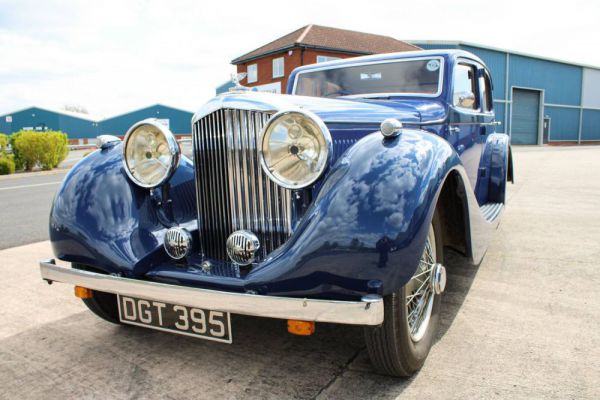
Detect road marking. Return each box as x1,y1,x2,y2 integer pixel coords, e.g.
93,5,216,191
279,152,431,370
0,181,62,191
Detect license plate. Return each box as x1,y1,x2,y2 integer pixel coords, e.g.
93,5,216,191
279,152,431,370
117,295,232,343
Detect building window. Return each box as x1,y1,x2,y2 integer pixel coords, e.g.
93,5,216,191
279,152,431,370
316,55,341,63
453,63,478,110
273,57,284,78
247,64,257,83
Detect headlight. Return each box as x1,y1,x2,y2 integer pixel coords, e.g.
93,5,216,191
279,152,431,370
259,110,331,189
123,119,180,188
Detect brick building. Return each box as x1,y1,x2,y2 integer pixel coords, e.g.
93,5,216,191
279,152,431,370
231,25,420,94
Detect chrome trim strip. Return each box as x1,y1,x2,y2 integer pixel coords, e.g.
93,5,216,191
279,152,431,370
39,260,383,326
192,93,287,124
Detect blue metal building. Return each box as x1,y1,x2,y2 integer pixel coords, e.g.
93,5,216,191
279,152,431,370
0,106,100,138
100,104,193,137
411,40,600,144
0,104,193,140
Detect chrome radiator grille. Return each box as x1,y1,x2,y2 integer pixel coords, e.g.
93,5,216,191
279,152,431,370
192,109,292,262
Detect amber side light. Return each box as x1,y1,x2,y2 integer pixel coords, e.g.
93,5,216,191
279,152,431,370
74,286,93,299
287,320,315,336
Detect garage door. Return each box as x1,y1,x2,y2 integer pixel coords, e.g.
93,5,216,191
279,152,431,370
511,88,540,144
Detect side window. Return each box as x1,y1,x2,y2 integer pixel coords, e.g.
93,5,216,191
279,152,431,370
247,64,257,83
453,63,478,110
479,72,493,112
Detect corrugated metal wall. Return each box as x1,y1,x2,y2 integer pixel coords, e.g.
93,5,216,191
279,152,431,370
545,107,580,141
581,110,600,140
57,114,99,138
100,105,193,136
509,55,582,105
1,104,193,139
0,107,97,138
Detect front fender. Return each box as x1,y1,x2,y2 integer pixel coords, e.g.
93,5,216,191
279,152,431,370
51,131,476,299
50,144,197,274
244,129,465,297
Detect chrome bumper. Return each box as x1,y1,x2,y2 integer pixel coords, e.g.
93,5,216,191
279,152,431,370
39,259,384,326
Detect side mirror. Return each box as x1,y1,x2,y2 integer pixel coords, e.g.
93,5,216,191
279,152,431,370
454,92,476,109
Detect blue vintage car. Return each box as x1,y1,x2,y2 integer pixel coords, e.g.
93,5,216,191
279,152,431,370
40,50,513,376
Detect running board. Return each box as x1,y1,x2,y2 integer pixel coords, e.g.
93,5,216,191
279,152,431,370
480,202,504,222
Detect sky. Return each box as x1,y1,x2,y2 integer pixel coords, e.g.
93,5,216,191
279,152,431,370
1,0,599,119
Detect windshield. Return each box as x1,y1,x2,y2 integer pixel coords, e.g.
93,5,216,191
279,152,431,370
294,58,443,98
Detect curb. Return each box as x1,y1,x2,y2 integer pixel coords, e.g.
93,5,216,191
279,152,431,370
0,168,69,181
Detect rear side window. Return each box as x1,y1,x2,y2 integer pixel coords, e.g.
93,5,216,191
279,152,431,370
453,63,478,110
480,72,493,112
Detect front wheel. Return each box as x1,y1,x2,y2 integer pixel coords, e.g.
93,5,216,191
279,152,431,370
364,212,446,377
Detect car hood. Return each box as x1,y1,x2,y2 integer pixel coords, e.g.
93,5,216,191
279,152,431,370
193,92,447,126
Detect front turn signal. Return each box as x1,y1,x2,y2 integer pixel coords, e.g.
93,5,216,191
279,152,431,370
287,320,315,336
74,286,93,299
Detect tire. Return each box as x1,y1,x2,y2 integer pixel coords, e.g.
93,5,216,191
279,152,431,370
72,263,122,324
364,211,444,377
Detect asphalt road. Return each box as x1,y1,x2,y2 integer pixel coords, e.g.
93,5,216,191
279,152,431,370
0,145,192,250
1,145,599,399
0,169,68,250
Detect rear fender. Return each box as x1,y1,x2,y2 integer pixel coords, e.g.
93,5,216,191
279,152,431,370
487,133,512,204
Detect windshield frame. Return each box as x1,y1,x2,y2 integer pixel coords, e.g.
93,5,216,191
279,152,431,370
291,56,445,99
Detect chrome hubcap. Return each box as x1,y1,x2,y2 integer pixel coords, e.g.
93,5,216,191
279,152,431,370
406,225,440,342
432,263,447,295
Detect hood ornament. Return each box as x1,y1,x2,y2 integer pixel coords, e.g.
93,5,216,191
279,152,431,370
229,72,250,92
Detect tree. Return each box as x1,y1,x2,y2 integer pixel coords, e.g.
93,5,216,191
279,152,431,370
63,104,89,114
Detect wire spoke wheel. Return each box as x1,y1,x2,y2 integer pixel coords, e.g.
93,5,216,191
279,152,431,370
405,226,436,342
364,211,444,377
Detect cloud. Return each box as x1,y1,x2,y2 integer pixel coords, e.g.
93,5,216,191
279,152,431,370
0,0,599,117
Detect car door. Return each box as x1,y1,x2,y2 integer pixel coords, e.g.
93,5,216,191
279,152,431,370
448,60,485,195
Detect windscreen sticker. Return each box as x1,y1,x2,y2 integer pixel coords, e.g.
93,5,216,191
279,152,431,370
360,72,382,80
426,60,440,72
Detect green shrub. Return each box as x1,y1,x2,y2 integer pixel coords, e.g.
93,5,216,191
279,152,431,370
12,130,42,171
0,156,15,175
10,130,69,171
39,131,69,170
9,132,24,170
0,133,8,154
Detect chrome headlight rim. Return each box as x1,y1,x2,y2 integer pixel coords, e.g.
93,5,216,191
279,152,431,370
259,109,332,190
122,118,181,189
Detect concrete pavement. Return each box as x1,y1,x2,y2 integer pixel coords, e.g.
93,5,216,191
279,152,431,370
0,145,599,399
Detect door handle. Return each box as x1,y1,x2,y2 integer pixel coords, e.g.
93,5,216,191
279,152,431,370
449,126,460,134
